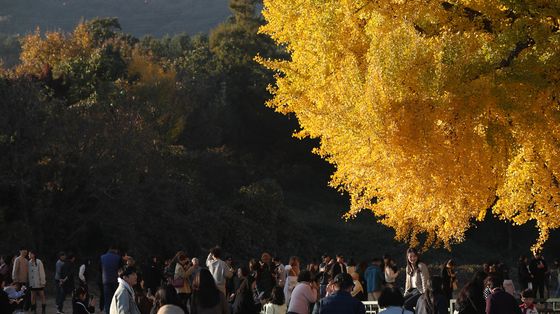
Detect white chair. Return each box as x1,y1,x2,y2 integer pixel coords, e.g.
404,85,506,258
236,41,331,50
449,298,457,314
545,298,560,311
362,301,380,314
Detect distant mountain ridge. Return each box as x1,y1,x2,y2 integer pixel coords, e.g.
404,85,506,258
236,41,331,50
0,0,231,36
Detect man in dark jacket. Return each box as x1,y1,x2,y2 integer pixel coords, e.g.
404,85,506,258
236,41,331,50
529,252,548,299
319,254,334,298
485,275,522,314
142,256,162,295
317,273,365,314
101,246,122,313
257,252,276,299
330,254,347,280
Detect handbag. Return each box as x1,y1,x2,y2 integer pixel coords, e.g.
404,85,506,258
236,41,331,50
172,277,184,288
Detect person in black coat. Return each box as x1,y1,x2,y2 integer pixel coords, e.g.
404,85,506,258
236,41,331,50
330,254,348,279
518,256,531,291
455,271,487,314
72,286,96,314
232,267,258,314
529,252,548,299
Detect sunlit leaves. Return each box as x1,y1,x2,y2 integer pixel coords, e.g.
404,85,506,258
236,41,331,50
259,0,560,251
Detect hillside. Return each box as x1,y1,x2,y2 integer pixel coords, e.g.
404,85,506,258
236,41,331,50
0,0,230,36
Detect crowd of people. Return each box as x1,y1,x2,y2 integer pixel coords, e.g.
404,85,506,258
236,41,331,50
0,246,559,314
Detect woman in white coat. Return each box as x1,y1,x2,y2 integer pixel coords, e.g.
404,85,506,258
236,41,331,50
28,250,46,314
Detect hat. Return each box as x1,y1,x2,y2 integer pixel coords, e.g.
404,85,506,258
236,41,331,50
333,273,354,290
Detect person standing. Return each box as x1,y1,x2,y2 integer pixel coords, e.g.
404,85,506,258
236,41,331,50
110,266,141,314
12,249,28,285
403,248,430,312
257,252,276,300
529,252,548,300
273,257,286,288
384,257,399,288
319,254,334,298
284,256,301,306
64,254,77,300
442,259,457,303
78,259,92,291
143,256,162,296
174,252,194,311
28,250,46,314
55,252,68,314
231,267,258,314
364,258,383,301
316,273,365,314
206,246,233,296
331,254,347,279
102,246,123,313
0,256,10,282
518,256,532,291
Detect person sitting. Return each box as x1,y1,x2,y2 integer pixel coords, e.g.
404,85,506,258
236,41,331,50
73,286,96,314
4,281,26,300
0,275,18,313
4,281,26,312
316,273,365,314
378,286,413,314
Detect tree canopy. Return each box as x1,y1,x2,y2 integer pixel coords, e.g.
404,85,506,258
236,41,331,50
258,0,560,251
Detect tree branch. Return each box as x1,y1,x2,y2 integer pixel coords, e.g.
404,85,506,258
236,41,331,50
498,37,535,69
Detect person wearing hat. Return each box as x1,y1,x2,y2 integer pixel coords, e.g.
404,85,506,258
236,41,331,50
315,273,365,314
110,266,141,314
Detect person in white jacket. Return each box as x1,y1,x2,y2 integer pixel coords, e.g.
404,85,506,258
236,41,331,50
206,246,233,296
110,266,141,314
28,250,46,314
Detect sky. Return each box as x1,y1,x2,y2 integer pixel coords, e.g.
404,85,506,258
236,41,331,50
0,0,231,36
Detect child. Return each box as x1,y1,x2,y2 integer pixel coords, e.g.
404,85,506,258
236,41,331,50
520,289,538,314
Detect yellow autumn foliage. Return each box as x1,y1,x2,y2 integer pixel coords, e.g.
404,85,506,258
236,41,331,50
258,0,560,252
17,24,94,77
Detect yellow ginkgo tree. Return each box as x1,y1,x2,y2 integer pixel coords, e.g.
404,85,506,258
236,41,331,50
258,0,560,252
